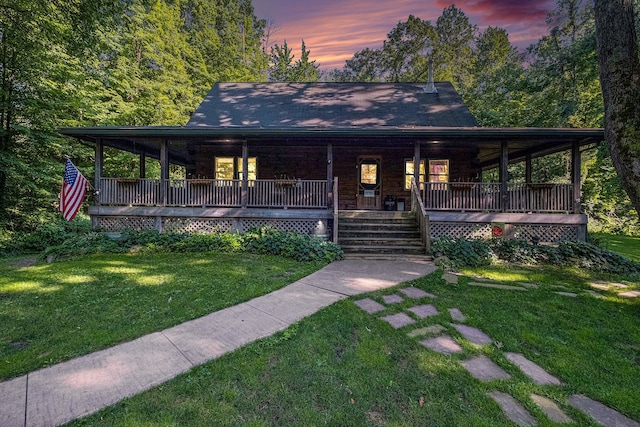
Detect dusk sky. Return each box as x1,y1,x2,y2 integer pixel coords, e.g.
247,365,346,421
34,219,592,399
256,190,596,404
252,0,557,70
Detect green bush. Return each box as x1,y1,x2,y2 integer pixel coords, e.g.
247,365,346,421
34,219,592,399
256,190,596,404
39,226,343,263
0,218,92,256
430,237,640,275
242,226,343,262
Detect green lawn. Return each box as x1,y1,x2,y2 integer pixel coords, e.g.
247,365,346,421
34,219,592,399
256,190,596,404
592,232,640,262
70,264,640,427
0,253,325,380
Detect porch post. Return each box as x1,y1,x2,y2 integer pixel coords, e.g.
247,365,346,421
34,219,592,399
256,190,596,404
327,143,333,208
525,154,532,183
414,142,421,185
94,139,103,207
139,151,146,179
572,141,582,213
500,141,509,212
160,139,169,207
241,141,249,208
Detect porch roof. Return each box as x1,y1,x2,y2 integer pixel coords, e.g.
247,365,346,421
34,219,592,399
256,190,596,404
59,82,604,169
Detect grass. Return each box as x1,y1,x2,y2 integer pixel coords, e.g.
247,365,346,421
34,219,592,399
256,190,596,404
69,264,640,427
0,253,325,380
592,232,640,262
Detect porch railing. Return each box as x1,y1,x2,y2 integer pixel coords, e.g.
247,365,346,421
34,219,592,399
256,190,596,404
247,179,327,208
97,178,328,209
421,182,574,213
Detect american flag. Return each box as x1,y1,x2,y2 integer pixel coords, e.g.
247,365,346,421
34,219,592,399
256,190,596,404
60,159,88,221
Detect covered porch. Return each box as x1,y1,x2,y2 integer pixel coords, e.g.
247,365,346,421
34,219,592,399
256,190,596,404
61,126,602,247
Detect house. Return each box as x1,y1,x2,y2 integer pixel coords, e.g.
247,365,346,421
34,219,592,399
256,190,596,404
60,82,604,254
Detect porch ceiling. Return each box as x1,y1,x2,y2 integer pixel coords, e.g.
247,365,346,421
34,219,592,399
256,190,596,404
59,126,604,169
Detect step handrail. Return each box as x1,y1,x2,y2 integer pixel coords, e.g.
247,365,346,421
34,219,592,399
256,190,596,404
411,178,431,253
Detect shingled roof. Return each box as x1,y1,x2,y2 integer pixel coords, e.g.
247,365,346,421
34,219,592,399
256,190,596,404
186,82,479,129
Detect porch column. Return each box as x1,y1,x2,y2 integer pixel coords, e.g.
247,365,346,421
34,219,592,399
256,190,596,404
327,143,333,208
94,139,103,207
500,141,509,212
160,139,169,207
414,142,421,186
139,151,146,179
241,141,248,208
572,141,582,213
525,154,532,183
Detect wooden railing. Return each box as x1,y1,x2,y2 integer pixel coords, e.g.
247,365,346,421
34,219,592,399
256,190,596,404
99,178,161,206
421,182,574,213
97,178,328,209
411,178,431,253
247,179,327,208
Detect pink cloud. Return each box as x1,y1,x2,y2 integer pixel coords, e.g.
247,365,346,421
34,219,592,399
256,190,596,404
253,0,555,70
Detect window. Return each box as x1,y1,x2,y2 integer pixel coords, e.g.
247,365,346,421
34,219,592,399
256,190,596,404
405,159,426,190
215,157,256,180
429,159,449,183
360,163,378,185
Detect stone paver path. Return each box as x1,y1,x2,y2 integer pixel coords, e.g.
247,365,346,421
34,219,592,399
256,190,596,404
420,335,463,354
461,355,511,382
442,272,459,284
530,394,572,424
504,353,562,385
382,294,404,304
469,282,528,291
568,395,640,427
408,324,446,338
352,273,639,427
407,304,439,319
619,290,640,298
451,324,492,346
353,298,385,314
554,291,578,297
488,391,537,426
399,287,434,299
448,308,466,322
380,312,415,329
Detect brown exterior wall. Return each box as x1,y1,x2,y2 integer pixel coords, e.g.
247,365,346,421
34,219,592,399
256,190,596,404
194,141,481,210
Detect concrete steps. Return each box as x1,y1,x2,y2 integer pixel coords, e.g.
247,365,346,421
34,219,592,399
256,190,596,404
338,210,426,257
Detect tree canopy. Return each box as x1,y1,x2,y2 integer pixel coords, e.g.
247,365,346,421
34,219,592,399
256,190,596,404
0,0,638,235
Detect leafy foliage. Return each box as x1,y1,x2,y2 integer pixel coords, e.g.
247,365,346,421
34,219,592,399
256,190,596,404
268,40,320,82
0,217,92,257
41,227,343,263
430,237,640,275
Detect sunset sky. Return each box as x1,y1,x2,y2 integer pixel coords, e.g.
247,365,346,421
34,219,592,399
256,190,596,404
252,0,557,70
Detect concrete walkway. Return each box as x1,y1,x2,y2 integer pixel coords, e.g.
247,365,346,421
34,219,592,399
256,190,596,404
0,259,436,427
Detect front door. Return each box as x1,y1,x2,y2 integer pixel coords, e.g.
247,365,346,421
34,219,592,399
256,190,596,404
356,156,382,209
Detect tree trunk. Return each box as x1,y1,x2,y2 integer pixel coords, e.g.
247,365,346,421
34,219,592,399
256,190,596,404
594,0,640,219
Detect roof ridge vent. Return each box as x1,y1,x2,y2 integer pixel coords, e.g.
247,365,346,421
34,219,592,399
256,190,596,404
423,60,438,94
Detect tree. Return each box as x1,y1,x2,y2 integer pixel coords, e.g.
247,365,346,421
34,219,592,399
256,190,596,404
594,0,640,219
332,48,385,82
381,14,436,82
268,40,319,82
0,0,125,228
433,5,477,91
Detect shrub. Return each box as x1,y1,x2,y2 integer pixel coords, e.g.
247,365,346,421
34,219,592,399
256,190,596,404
431,237,494,268
0,218,92,256
39,226,343,263
430,237,640,275
242,226,343,262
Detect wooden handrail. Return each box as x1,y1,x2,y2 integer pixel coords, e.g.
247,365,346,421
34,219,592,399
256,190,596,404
411,178,431,253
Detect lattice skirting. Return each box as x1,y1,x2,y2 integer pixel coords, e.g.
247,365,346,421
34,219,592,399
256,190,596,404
431,222,493,240
95,216,157,231
512,224,579,242
431,221,582,243
95,216,330,237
